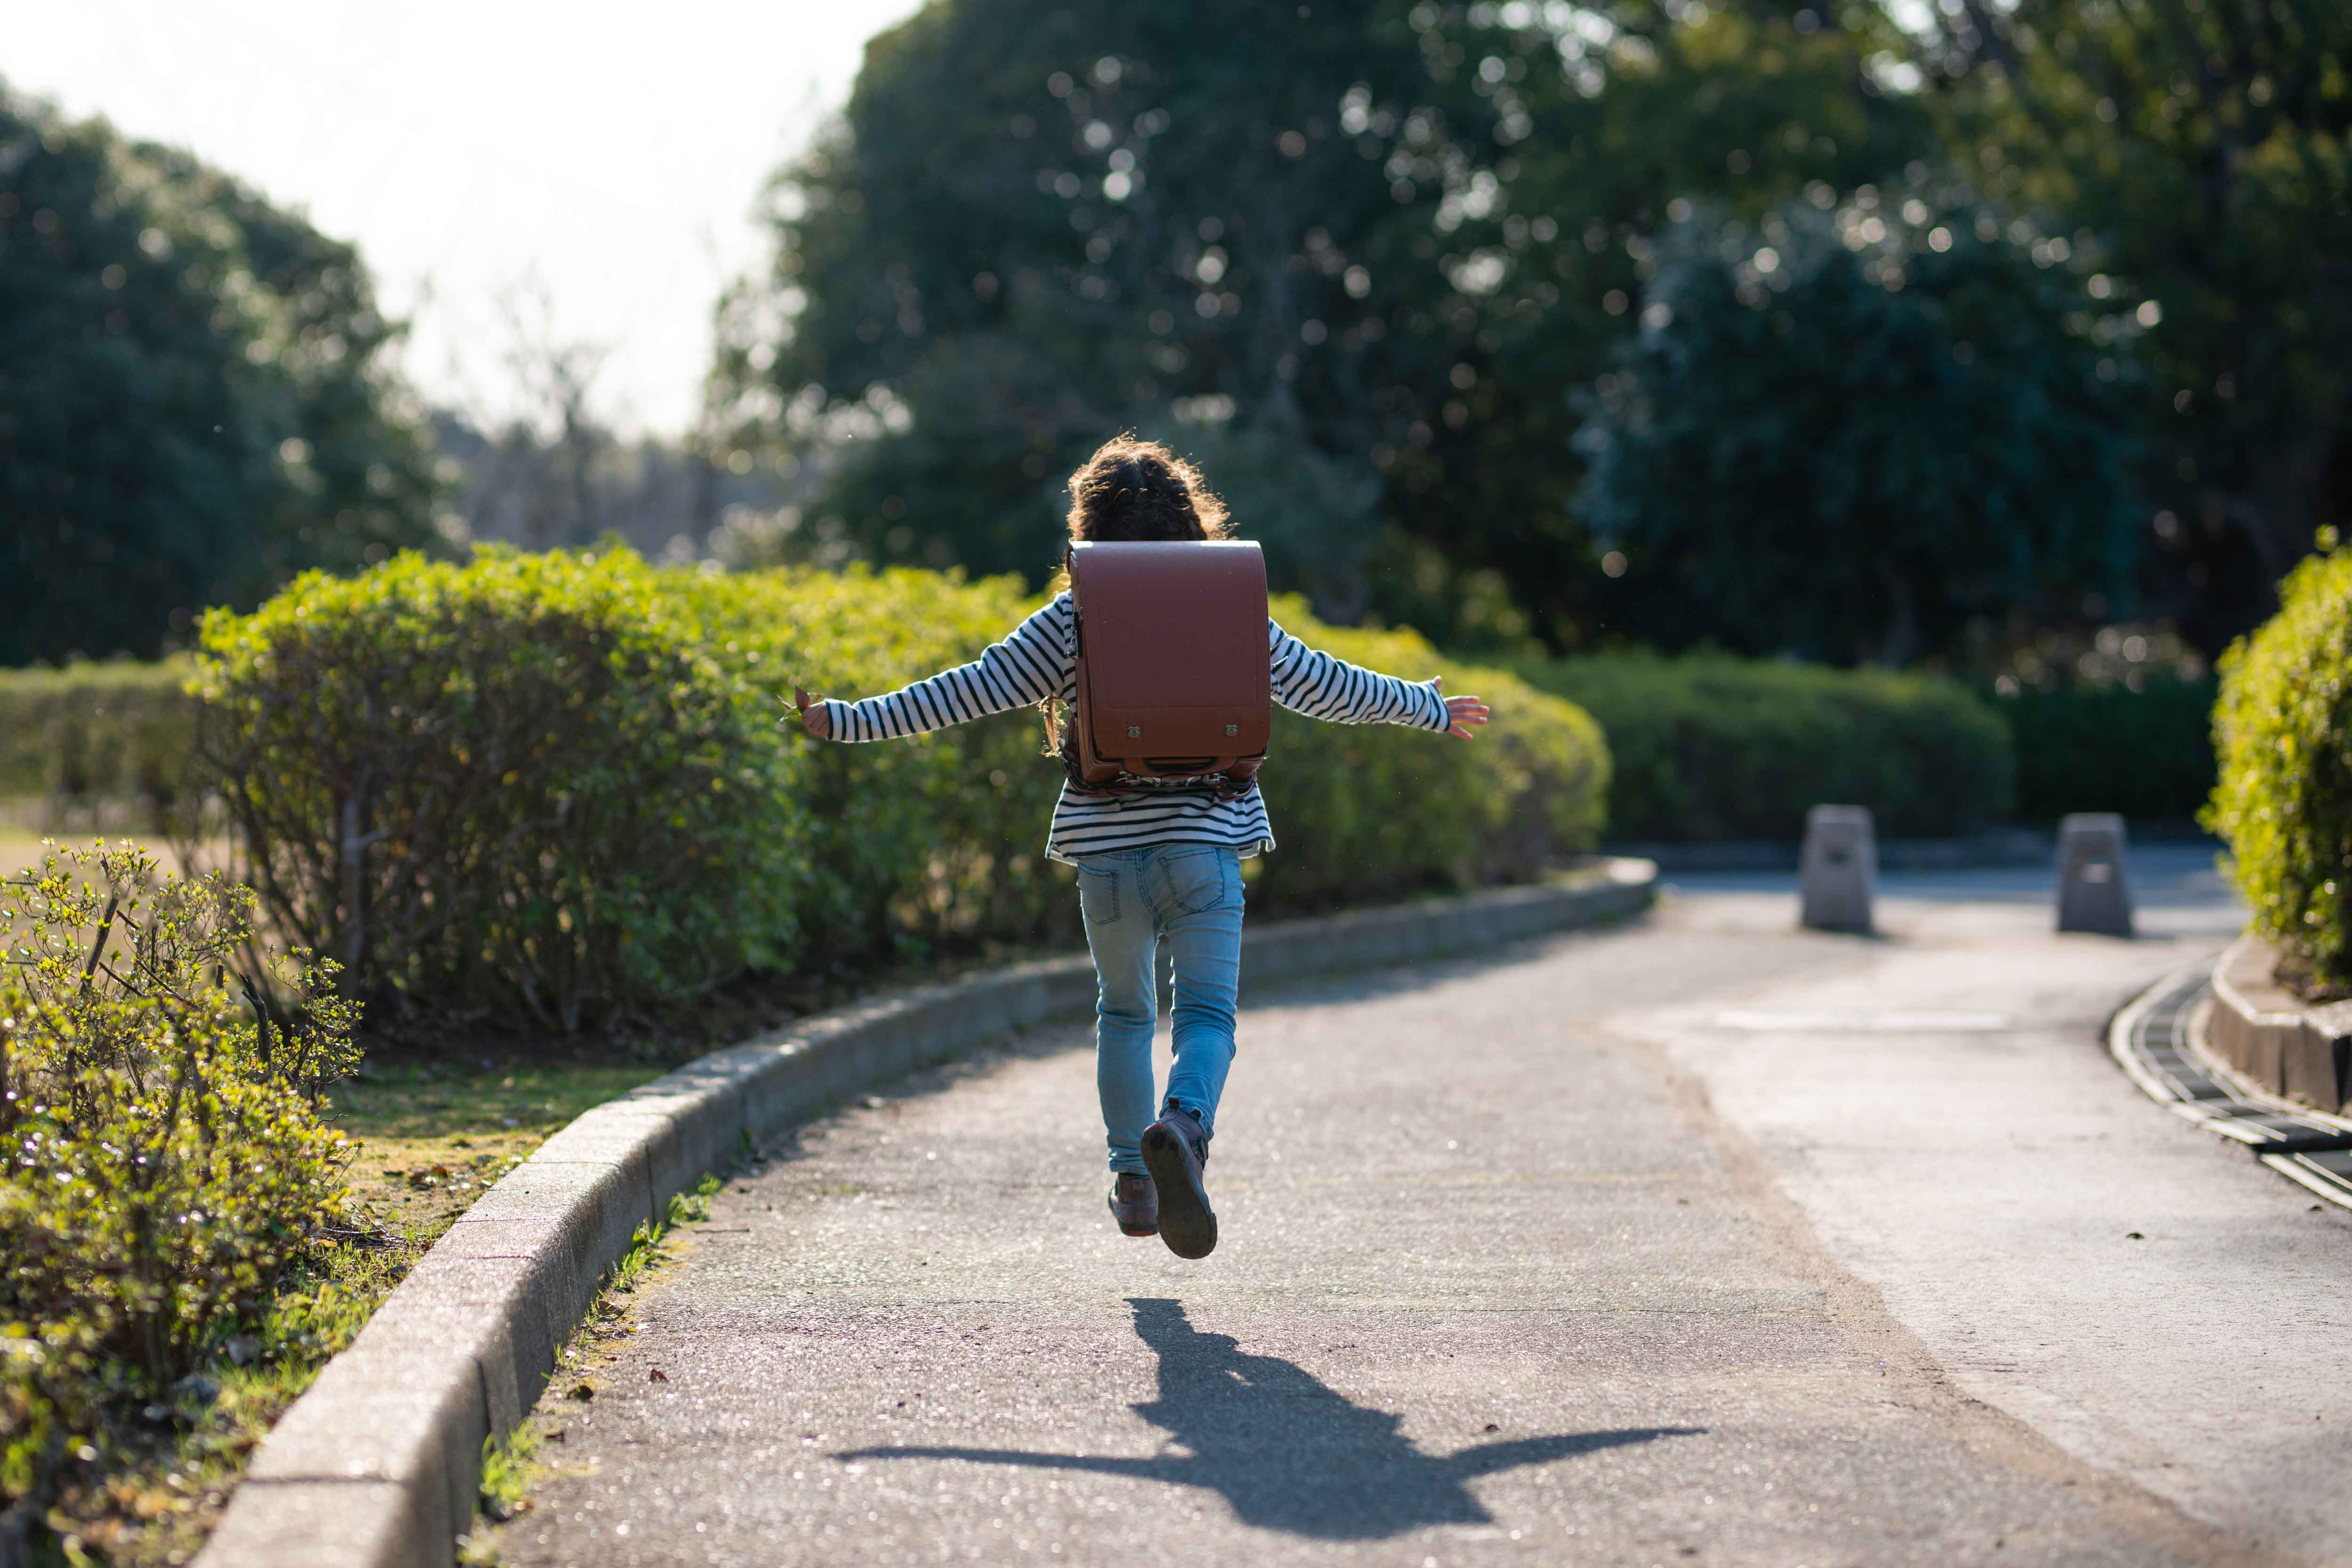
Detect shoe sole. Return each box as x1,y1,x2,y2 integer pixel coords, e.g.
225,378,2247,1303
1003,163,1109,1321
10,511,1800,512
1140,1124,1217,1259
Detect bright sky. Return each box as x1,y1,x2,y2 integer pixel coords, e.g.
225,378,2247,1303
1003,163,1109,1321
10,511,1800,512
10,0,925,436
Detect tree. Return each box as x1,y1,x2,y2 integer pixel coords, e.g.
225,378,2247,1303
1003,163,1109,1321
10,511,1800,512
1390,0,1943,646
710,0,1561,639
429,280,794,562
0,85,441,664
1577,188,2145,666
714,0,1965,650
1893,0,2352,652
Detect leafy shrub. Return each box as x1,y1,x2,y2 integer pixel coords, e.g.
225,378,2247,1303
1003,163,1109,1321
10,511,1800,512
1996,676,2218,825
1248,606,1607,909
2205,549,2352,993
682,565,1076,957
193,548,811,1033
1521,651,2015,841
0,663,200,829
189,550,1611,1027
688,575,1608,923
1,843,353,1541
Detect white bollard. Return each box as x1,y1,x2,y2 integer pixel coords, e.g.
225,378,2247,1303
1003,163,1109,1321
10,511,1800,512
2056,813,2133,936
1800,804,1876,933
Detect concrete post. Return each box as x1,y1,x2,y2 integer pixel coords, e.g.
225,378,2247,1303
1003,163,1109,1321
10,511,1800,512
2056,813,2133,936
1800,805,1876,933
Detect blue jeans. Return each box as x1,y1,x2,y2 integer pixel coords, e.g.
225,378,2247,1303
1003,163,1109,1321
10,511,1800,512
1073,844,1245,1175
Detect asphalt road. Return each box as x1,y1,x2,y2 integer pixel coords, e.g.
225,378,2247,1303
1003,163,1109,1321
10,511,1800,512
495,848,2349,1568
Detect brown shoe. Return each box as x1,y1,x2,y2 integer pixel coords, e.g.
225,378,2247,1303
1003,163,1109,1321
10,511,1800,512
1108,1172,1158,1236
1140,1106,1217,1259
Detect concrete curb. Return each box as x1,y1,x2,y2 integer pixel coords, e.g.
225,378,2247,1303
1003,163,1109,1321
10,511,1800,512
2206,934,2352,1114
196,857,1656,1568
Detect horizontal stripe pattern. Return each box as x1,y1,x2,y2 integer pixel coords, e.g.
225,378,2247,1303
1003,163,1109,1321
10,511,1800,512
818,592,1449,862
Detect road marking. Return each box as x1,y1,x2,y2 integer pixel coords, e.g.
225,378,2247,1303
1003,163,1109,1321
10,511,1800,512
1712,1009,2015,1033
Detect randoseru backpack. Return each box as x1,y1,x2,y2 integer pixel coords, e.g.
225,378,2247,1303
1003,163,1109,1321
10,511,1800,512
1063,540,1271,794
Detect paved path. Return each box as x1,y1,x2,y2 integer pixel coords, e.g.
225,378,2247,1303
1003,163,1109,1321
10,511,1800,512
499,849,2349,1567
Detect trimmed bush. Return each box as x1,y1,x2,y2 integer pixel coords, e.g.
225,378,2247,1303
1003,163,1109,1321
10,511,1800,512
189,550,1610,1026
194,549,812,1033
682,564,1077,960
674,574,1607,925
1996,677,2218,826
1247,606,1607,909
1520,652,2015,842
0,663,199,826
1,844,354,1536
2206,549,2352,994
693,573,1608,922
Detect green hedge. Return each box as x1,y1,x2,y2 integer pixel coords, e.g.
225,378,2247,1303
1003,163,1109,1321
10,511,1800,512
0,661,199,823
194,550,812,1033
190,549,1609,1029
2206,548,2352,993
1248,609,1606,909
1995,677,2218,826
2,844,354,1530
1519,652,2015,842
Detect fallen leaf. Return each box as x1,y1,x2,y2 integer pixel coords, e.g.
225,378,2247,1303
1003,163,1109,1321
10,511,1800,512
2125,1231,2145,1240
649,1368,669,1383
1483,1423,1498,1432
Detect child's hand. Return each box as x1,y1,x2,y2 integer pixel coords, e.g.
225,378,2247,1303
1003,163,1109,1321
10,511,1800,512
790,685,833,740
1432,676,1489,741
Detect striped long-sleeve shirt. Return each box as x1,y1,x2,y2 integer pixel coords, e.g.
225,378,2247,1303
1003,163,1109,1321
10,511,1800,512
819,593,1450,863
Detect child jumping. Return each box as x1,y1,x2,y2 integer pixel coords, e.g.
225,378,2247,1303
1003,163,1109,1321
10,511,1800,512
790,437,1487,1259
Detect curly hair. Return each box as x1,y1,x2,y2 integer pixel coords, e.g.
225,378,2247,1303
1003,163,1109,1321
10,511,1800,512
1061,436,1230,559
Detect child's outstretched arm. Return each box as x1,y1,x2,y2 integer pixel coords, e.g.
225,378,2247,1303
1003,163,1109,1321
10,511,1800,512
1268,622,1489,740
791,598,1073,743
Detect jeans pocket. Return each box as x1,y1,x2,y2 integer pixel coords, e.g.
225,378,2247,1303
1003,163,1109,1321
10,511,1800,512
1077,865,1123,926
1160,848,1237,914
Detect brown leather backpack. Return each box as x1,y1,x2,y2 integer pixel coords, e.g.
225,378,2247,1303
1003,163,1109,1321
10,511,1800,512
1063,540,1271,793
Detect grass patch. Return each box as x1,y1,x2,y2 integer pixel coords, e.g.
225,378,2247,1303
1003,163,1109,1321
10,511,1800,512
324,1059,654,1245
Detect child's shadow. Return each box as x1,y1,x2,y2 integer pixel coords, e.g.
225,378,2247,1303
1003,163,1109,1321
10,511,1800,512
836,1296,1703,1540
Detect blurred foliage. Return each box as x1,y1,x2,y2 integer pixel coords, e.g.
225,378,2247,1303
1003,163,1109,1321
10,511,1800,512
2204,543,2352,994
0,843,355,1548
1577,189,2145,666
719,0,2351,665
189,550,1604,1031
1250,599,1608,904
1520,650,2013,841
710,0,1510,633
0,83,442,667
1900,0,2352,655
708,0,1945,651
1995,675,2217,826
0,663,199,832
